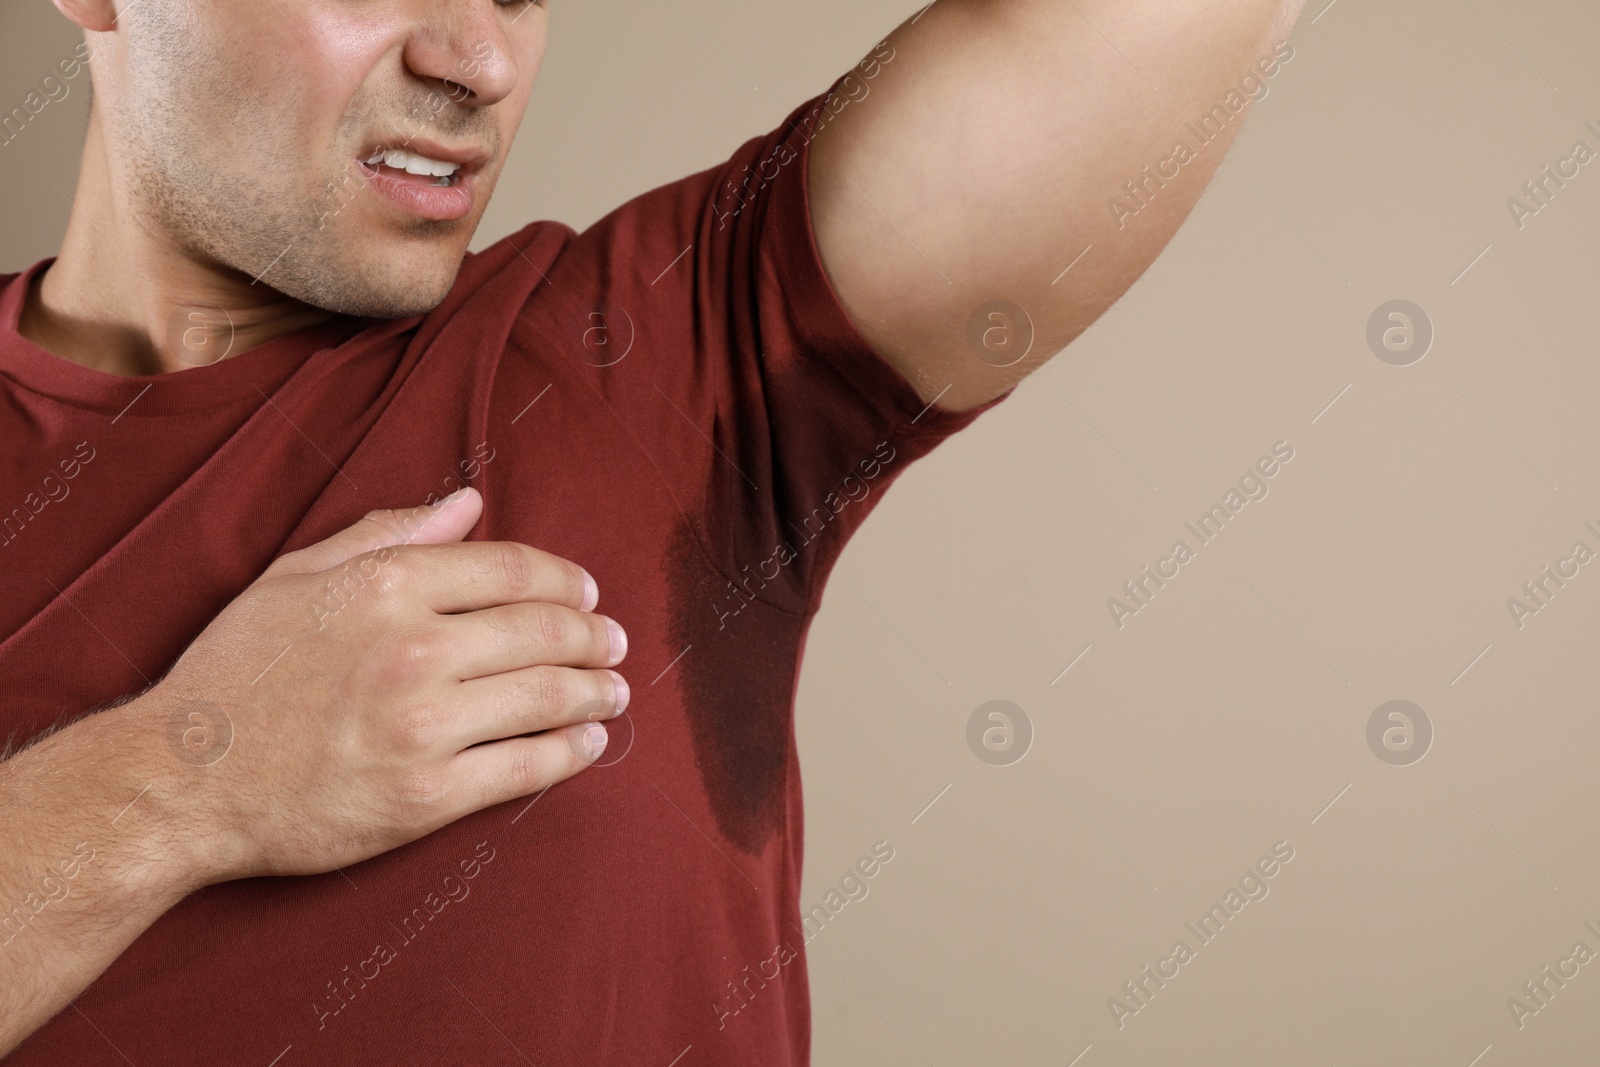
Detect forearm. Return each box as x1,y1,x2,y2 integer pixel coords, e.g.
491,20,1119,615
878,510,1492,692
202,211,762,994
0,702,206,1059
810,0,1311,408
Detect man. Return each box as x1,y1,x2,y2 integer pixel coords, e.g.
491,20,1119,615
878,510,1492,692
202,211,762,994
0,0,1307,1062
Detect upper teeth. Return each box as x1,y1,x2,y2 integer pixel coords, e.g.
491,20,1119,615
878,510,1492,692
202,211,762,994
365,149,461,178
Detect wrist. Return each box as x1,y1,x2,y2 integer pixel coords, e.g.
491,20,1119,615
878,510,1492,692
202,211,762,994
69,696,246,900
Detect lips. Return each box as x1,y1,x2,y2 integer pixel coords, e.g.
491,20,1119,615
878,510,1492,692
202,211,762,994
363,147,464,186
355,154,480,223
350,136,491,221
360,137,489,173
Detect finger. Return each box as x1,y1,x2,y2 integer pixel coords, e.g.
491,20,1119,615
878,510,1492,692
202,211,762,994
386,540,597,615
268,488,483,577
441,602,626,679
448,666,627,751
449,721,609,814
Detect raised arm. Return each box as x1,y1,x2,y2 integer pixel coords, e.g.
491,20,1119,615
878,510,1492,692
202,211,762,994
809,0,1310,411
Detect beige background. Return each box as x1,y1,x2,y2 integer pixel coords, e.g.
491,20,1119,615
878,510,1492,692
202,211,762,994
6,1,1600,1064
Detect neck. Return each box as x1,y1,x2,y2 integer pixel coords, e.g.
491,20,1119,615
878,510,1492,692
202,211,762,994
17,108,340,377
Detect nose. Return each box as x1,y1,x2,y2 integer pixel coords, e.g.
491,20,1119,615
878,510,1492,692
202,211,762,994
402,2,521,107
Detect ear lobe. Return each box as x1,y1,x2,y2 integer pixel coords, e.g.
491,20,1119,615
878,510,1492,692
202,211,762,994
50,0,120,34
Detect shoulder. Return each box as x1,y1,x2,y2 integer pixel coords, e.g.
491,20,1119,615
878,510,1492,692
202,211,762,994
454,220,578,308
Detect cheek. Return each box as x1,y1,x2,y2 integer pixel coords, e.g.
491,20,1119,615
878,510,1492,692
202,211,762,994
267,5,403,78
215,8,398,149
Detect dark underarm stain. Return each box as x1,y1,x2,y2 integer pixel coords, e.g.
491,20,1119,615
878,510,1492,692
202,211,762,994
664,518,803,858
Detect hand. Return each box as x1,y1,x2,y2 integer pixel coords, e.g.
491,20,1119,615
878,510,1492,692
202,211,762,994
130,487,627,885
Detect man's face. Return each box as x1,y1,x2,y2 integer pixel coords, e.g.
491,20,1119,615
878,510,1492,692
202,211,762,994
96,0,548,318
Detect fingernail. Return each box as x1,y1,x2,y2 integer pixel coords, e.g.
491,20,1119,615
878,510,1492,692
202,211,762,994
581,570,599,612
606,618,628,665
583,723,609,761
609,670,630,715
431,487,470,509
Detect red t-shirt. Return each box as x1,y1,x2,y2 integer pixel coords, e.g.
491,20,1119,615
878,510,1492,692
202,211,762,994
0,85,1007,1065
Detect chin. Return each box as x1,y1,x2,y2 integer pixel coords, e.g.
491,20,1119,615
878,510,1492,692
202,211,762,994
274,250,463,320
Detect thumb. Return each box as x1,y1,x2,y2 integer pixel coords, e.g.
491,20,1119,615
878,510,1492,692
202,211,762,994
268,487,483,576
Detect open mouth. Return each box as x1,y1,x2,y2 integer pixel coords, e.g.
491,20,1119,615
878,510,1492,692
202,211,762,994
360,148,465,187
352,139,486,222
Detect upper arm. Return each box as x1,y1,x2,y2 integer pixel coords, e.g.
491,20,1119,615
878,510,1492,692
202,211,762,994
525,91,1002,616
807,0,1310,412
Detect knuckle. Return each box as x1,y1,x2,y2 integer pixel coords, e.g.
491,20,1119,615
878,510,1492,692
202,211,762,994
254,568,305,603
393,769,450,812
368,548,411,601
494,542,534,598
531,603,570,656
379,626,444,685
315,549,406,621
594,669,624,719
394,699,445,749
356,510,399,538
529,666,567,719
563,559,588,606
505,745,548,793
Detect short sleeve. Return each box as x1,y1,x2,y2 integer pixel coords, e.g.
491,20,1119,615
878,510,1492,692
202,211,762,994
522,75,1012,615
